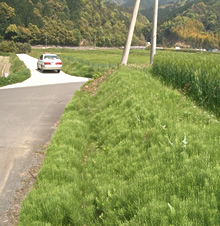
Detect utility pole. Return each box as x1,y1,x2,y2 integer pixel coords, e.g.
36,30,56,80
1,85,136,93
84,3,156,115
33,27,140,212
46,33,47,48
121,0,141,65
150,0,159,64
94,35,96,48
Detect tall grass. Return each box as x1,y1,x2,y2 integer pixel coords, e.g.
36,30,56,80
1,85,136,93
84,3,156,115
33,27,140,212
59,55,117,78
19,67,220,225
152,51,220,117
0,54,30,87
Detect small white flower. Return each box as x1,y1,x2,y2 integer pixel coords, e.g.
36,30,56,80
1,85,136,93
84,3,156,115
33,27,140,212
160,124,167,130
182,134,188,147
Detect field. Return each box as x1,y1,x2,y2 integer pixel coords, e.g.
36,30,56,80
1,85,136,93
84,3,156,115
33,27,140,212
30,48,151,78
0,54,30,87
0,56,10,77
18,49,220,225
30,48,220,116
152,51,220,117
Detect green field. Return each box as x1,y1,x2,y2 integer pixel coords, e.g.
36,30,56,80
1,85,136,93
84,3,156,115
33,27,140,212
30,48,150,65
30,48,151,78
152,51,220,117
19,49,220,225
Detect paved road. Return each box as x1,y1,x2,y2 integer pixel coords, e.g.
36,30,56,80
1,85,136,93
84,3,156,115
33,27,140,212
0,55,88,224
1,54,88,89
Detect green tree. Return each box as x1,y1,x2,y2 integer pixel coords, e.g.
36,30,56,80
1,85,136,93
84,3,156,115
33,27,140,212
0,2,15,38
0,2,15,19
5,24,18,40
28,23,41,44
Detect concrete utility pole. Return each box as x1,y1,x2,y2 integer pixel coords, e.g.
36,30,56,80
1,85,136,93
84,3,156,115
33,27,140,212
121,0,141,65
46,33,47,48
150,0,159,64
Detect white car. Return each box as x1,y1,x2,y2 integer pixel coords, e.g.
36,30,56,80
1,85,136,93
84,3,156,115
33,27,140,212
37,54,62,73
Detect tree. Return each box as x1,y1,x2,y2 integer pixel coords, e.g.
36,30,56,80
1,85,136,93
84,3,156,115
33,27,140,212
0,2,15,19
5,24,18,40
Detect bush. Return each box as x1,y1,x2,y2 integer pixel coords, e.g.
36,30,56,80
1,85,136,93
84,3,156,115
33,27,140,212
0,41,31,53
16,42,31,53
0,41,17,53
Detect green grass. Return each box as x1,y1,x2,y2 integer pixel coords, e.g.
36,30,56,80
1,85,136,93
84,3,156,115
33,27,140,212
152,51,220,117
29,48,150,78
0,54,31,87
19,67,220,225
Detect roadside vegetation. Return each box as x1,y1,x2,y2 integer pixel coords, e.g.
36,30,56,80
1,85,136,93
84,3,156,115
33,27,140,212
152,51,220,117
0,54,30,87
0,41,31,53
19,62,220,224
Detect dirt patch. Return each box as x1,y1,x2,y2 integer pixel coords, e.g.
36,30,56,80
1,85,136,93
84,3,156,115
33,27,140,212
81,65,149,96
0,56,11,77
82,69,116,95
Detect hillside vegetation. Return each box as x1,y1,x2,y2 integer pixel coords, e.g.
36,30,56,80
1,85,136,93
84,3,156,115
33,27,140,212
0,0,150,47
107,0,183,8
118,0,220,49
152,0,220,48
0,0,219,49
19,61,219,224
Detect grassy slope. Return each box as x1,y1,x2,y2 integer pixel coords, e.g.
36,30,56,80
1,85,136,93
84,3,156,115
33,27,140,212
0,54,30,87
19,67,220,225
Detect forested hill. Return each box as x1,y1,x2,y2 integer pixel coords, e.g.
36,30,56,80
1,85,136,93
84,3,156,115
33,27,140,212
0,0,219,49
106,0,191,9
106,0,220,49
0,0,150,47
156,0,220,49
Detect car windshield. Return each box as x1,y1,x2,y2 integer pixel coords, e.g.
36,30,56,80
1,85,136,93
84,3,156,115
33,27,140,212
44,55,59,60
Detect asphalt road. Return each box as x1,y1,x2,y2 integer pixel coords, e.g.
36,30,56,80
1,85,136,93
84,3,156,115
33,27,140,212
0,55,88,224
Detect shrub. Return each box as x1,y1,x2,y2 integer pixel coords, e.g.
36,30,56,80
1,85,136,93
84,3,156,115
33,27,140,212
16,42,31,53
0,41,17,53
0,41,31,53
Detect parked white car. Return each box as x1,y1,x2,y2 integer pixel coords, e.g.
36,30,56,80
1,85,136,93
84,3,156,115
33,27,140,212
37,54,62,73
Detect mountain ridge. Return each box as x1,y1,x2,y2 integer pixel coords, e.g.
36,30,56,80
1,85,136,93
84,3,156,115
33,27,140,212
0,0,150,47
0,0,219,49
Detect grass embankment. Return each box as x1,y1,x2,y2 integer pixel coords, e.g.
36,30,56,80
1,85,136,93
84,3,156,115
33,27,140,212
19,67,220,225
29,48,150,78
0,54,30,87
152,51,220,117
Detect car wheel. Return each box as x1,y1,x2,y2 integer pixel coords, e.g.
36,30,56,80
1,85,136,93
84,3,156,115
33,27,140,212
41,66,44,73
57,70,60,73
